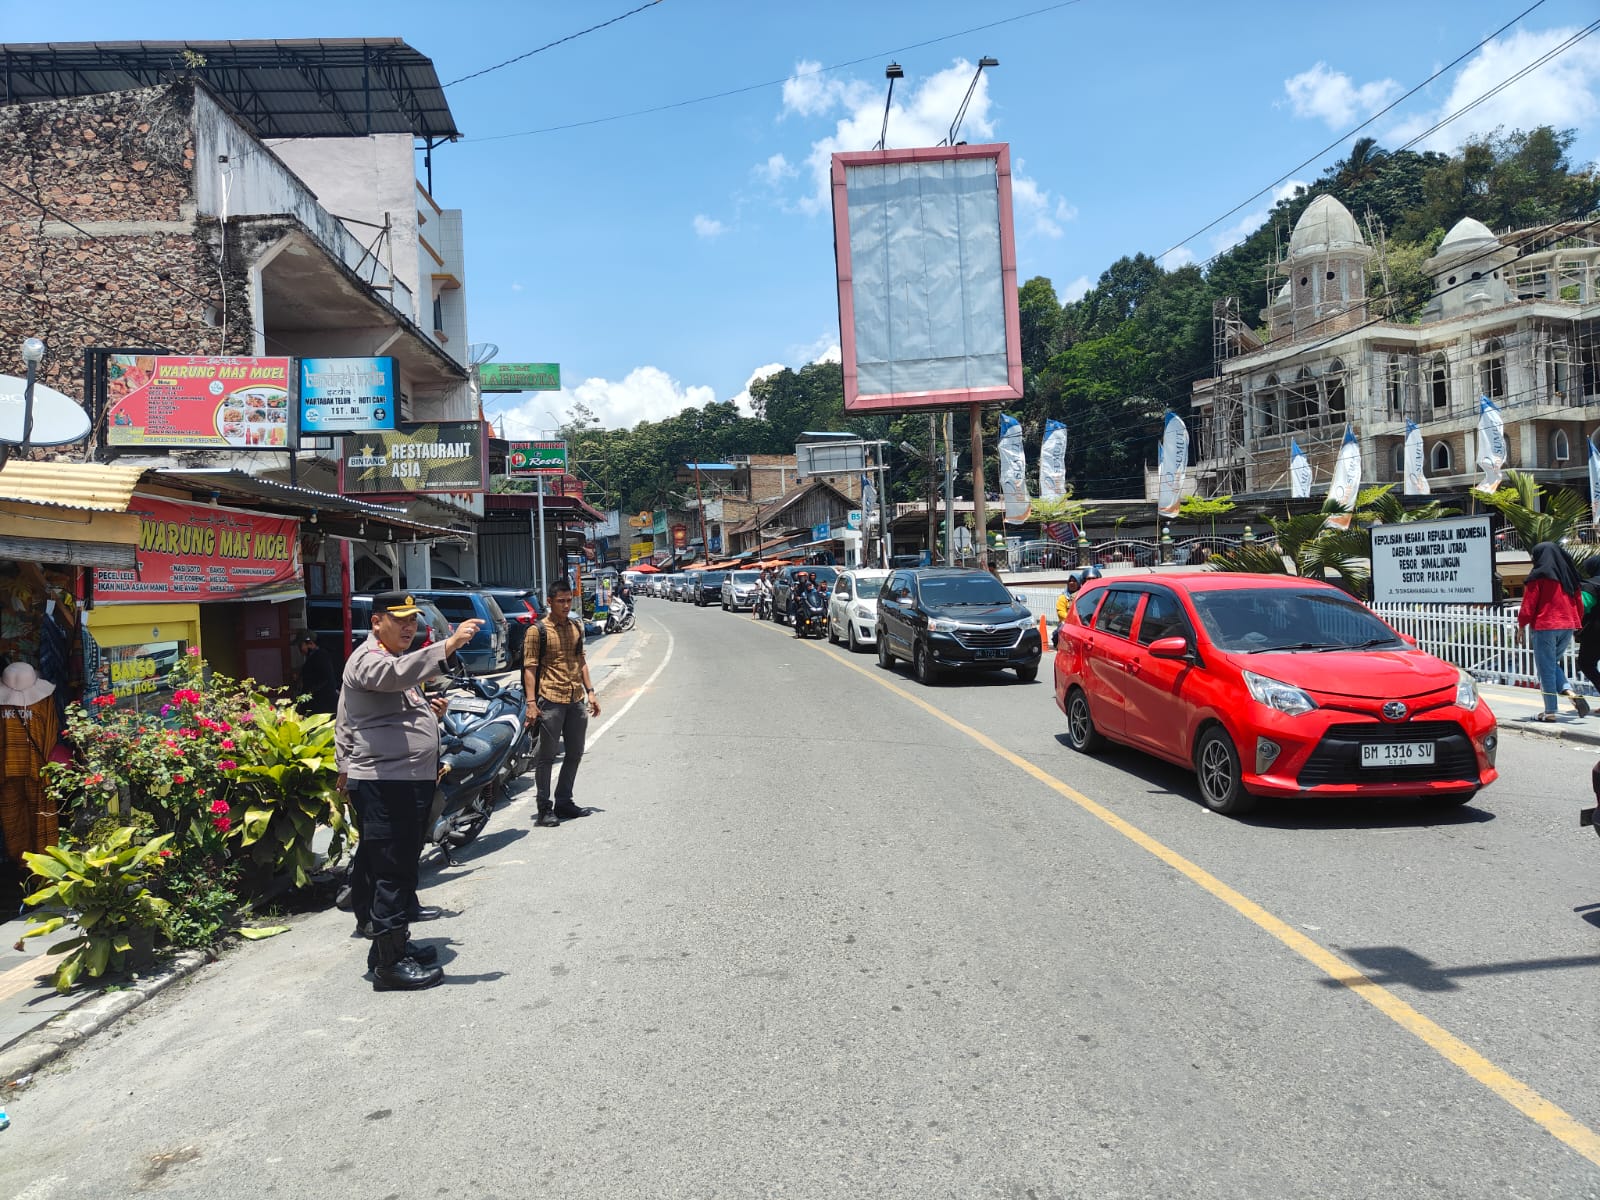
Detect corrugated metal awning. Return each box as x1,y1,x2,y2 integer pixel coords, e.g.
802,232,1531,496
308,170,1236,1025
0,461,146,511
153,469,465,538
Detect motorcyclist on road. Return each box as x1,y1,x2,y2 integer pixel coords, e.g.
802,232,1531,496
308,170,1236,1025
753,568,773,620
793,572,823,637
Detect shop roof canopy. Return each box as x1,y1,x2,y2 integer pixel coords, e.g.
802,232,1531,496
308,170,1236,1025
153,469,462,540
0,39,460,143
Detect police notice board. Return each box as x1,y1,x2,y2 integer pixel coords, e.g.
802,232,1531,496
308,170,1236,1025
1370,514,1495,604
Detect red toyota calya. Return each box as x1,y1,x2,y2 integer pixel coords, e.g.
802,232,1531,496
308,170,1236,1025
1053,573,1498,816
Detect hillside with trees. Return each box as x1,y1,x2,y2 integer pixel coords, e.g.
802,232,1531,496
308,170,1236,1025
538,127,1597,514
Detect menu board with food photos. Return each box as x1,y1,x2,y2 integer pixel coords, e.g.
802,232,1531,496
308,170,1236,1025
105,355,294,449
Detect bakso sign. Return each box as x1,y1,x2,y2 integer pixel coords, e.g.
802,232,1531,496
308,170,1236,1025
1369,515,1495,605
105,355,293,449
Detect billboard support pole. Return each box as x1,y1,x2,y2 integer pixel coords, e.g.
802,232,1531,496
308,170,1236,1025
877,442,890,567
970,404,988,571
926,414,938,562
943,412,956,566
536,477,547,599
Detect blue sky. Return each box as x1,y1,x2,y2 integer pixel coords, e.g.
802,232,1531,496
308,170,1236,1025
4,0,1598,435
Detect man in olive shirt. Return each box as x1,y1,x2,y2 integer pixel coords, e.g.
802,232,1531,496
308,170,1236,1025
524,580,601,828
336,592,482,991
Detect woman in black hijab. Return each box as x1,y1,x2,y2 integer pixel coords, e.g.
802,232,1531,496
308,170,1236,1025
1517,541,1587,720
1573,556,1600,701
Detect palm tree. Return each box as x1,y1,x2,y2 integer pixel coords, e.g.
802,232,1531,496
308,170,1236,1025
1207,484,1460,595
1476,470,1591,560
1336,137,1387,189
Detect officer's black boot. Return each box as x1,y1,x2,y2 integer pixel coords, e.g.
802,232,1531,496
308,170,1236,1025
366,935,438,968
370,929,444,991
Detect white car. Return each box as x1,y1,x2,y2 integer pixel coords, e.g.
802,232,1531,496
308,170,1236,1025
828,569,891,652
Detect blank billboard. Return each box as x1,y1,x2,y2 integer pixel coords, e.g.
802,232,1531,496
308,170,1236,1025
831,143,1024,413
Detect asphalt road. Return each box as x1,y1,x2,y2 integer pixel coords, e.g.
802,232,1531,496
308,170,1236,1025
4,599,1599,1199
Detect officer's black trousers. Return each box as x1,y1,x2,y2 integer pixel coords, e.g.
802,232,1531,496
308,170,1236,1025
349,779,433,936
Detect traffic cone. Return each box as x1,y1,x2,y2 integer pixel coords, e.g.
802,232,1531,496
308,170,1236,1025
1039,613,1050,650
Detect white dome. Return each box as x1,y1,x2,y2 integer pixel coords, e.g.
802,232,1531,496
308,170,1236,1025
1438,216,1499,253
1287,195,1366,257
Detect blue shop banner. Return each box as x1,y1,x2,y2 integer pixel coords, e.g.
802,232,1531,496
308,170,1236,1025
299,357,398,434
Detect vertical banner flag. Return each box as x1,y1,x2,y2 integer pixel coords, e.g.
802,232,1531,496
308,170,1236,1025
1475,396,1506,494
1039,419,1068,500
1403,419,1430,496
861,472,877,528
1289,439,1312,498
1156,410,1189,519
1588,432,1600,525
998,413,1032,523
1325,425,1362,530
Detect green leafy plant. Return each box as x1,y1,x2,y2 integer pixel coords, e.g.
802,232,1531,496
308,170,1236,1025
1476,469,1591,556
20,828,173,993
226,704,347,889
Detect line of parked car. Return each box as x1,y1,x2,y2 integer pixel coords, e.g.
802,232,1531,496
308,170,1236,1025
644,564,1045,684
306,584,543,674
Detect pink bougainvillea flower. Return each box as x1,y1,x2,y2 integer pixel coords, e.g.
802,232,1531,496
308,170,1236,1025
219,739,234,750
160,705,173,717
85,772,105,786
158,849,173,858
217,759,238,771
173,774,186,784
217,722,232,734
212,816,232,833
209,798,230,815
187,646,200,656
92,694,116,707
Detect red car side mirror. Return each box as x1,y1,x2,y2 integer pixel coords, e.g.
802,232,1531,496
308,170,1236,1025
1147,636,1192,660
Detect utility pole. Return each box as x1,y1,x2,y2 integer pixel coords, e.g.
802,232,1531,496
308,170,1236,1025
970,403,988,571
943,412,955,566
693,460,708,561
926,414,938,561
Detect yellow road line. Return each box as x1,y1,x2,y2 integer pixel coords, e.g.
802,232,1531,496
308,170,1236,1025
814,639,1600,1169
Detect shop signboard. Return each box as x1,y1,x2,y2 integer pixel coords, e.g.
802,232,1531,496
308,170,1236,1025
671,524,688,549
339,422,488,496
299,357,398,434
507,440,567,477
105,355,294,449
628,510,653,530
479,363,561,393
630,540,653,561
94,495,302,603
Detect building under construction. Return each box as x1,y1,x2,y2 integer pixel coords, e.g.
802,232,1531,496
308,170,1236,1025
1191,195,1600,500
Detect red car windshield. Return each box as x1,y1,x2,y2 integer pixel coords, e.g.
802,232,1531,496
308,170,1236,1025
1187,588,1403,653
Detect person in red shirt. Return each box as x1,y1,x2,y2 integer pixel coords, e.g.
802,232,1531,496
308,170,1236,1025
1517,541,1588,721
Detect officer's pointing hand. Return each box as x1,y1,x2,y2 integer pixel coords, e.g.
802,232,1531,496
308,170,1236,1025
445,618,483,653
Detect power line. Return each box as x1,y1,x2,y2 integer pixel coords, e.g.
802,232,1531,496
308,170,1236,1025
1155,0,1552,266
464,0,1091,144
442,0,666,89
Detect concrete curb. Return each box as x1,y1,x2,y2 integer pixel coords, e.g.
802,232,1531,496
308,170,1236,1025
1498,720,1600,749
0,949,212,1087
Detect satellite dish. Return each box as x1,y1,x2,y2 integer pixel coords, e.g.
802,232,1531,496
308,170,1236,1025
468,342,499,366
0,374,91,446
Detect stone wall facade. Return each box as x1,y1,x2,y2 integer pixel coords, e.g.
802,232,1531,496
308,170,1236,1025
0,82,253,424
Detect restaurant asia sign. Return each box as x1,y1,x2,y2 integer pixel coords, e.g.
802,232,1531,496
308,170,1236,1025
94,495,302,603
106,355,294,449
339,422,488,496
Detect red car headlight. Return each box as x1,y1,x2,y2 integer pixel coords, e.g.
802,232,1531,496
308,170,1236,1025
1242,669,1318,716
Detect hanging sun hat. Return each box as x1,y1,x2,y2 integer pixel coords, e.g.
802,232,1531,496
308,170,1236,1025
0,662,56,707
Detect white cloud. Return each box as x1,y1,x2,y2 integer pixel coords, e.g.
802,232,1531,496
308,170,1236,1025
1012,173,1078,240
1157,247,1195,269
497,367,717,434
793,59,999,215
811,342,841,365
693,214,728,239
729,362,786,416
1061,275,1093,302
788,331,841,365
780,59,874,119
753,152,797,186
1161,177,1308,266
1284,62,1402,128
510,282,524,292
1384,26,1600,152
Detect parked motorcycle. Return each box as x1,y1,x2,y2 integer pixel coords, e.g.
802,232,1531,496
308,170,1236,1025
428,666,529,862
605,595,636,634
792,591,827,639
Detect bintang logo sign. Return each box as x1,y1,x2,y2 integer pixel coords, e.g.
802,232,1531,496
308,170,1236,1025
339,421,488,496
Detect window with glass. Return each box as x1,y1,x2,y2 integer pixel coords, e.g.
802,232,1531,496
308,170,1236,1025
1135,592,1190,645
853,575,886,599
1093,590,1140,639
1188,588,1402,653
